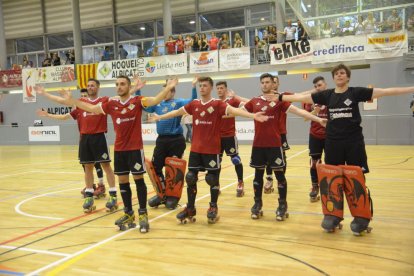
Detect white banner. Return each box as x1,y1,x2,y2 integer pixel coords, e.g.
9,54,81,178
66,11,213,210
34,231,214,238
235,121,254,141
270,40,313,65
97,58,146,80
22,68,36,103
141,123,157,141
189,50,219,74
366,30,408,59
28,126,60,142
143,54,187,77
311,35,367,64
219,47,251,71
36,65,75,83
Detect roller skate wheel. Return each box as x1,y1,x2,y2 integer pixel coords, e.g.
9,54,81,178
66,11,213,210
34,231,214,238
180,219,187,224
366,227,372,233
190,217,196,223
324,228,335,233
119,224,126,231
251,213,260,219
129,223,136,228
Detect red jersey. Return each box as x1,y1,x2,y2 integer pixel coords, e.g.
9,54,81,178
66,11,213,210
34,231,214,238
220,97,241,137
183,99,228,154
209,37,219,50
100,96,144,151
165,41,176,54
244,96,291,147
70,97,108,134
278,92,293,134
303,103,327,139
176,39,184,52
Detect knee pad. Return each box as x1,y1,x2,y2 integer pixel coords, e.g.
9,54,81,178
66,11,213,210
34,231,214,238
205,173,219,187
185,171,198,187
310,157,321,169
231,155,242,166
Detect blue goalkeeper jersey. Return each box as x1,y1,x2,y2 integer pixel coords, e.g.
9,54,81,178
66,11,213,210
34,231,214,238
143,87,197,136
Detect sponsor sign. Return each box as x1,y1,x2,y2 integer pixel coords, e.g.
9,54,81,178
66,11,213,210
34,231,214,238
366,30,408,59
235,121,254,141
219,47,251,71
143,54,187,77
28,126,60,142
36,65,75,83
270,40,313,65
0,69,22,88
189,50,218,73
97,58,146,80
22,68,36,103
141,123,157,141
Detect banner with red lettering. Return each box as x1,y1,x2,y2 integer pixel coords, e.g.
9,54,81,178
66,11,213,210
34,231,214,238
189,50,219,73
0,69,22,88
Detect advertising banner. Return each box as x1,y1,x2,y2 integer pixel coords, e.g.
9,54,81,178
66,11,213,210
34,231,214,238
189,50,219,73
219,47,251,71
28,126,60,142
0,69,22,88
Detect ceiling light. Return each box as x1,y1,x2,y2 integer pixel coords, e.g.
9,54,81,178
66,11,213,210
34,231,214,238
140,27,145,30
260,17,265,21
307,4,311,8
189,20,195,24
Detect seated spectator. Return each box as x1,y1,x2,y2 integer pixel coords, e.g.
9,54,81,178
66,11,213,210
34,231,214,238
297,20,309,40
321,21,333,38
101,46,111,61
176,34,184,54
341,20,354,36
208,32,219,51
219,33,230,49
165,36,176,55
192,33,201,52
384,9,402,32
42,56,51,67
200,33,209,51
363,12,377,34
233,32,243,48
184,35,193,53
51,52,61,66
119,45,128,59
282,19,296,42
152,45,160,56
354,15,365,35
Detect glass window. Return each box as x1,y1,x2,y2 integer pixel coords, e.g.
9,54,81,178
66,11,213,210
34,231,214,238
82,28,113,46
200,9,245,31
16,37,44,53
82,47,95,64
157,20,164,37
143,40,165,57
250,3,272,25
172,15,196,34
48,33,74,50
118,22,155,42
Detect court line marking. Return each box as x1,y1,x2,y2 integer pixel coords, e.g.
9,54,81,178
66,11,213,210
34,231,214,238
15,188,80,220
0,245,70,257
27,149,309,276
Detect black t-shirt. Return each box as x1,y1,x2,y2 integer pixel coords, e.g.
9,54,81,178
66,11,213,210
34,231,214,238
311,87,373,141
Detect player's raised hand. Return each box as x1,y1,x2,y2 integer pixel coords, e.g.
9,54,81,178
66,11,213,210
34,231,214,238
33,84,45,95
253,111,269,122
166,77,179,90
58,88,74,105
132,75,146,91
191,75,199,87
227,89,235,98
36,108,48,117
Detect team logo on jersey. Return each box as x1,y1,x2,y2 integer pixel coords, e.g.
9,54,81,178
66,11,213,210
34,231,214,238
116,118,121,124
171,102,176,108
121,108,127,114
261,106,268,111
344,99,352,106
134,163,142,171
269,101,276,107
128,104,135,110
102,153,108,159
200,111,206,117
275,158,282,165
230,148,235,153
209,160,217,167
207,107,214,113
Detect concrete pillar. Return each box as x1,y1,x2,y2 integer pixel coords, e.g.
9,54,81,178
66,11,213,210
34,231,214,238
0,1,8,69
71,0,83,63
163,0,172,39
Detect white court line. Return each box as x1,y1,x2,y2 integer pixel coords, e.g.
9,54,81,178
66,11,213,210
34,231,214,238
0,171,33,179
15,188,80,220
27,149,308,276
0,245,70,257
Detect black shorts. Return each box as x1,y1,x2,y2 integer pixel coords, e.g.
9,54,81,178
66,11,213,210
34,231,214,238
188,151,220,171
281,133,290,151
114,149,146,175
152,134,186,171
220,136,239,156
324,138,369,173
79,133,111,164
250,147,285,169
309,134,325,156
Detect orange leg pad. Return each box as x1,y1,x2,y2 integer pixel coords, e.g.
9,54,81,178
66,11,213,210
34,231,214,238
316,164,344,219
341,165,372,220
164,157,187,199
145,158,165,198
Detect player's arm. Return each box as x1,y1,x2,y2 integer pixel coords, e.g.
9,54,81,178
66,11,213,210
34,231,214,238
227,106,268,122
149,107,186,122
34,85,69,105
287,105,326,127
36,109,71,120
143,78,179,107
372,87,414,99
129,75,146,95
190,75,198,100
55,89,104,115
227,89,250,104
278,92,314,104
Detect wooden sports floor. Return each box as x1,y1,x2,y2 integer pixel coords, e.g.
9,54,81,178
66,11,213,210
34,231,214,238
0,144,413,275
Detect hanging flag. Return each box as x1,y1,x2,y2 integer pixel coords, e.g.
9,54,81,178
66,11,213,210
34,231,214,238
76,63,97,88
